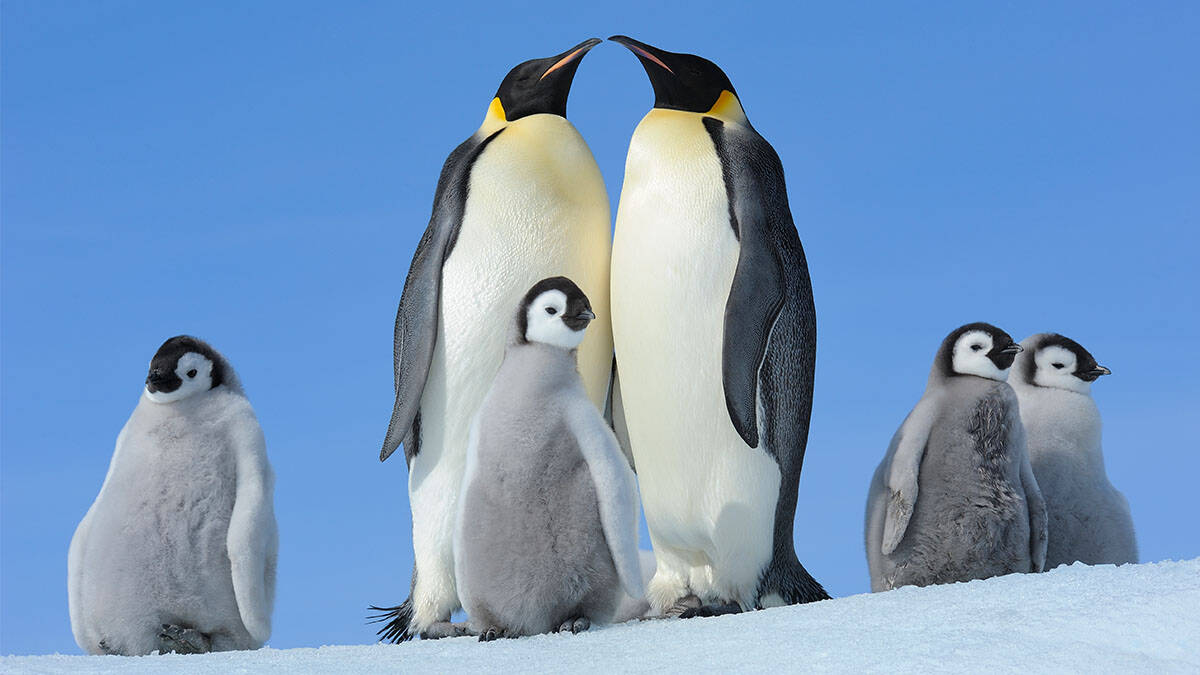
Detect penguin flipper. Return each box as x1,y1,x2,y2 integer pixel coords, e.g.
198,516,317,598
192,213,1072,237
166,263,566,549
381,129,504,465
225,404,277,645
568,399,645,599
881,395,940,555
1018,431,1049,571
703,118,788,450
603,357,635,471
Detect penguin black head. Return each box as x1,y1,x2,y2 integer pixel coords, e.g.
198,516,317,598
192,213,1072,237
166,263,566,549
938,322,1022,382
489,38,602,123
516,276,595,350
145,335,226,403
1019,333,1110,393
609,35,743,119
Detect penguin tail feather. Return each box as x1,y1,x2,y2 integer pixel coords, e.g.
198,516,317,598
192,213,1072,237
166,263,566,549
759,557,831,606
367,598,416,643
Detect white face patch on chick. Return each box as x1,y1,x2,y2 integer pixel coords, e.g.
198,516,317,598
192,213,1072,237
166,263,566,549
145,352,215,403
525,289,592,350
952,330,1010,381
1032,343,1109,394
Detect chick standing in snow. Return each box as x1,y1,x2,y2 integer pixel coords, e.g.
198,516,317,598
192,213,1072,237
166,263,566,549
454,277,644,640
865,323,1048,591
68,336,277,655
1010,333,1137,569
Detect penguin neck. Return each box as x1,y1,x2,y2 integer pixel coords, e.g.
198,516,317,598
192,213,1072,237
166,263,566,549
502,342,580,389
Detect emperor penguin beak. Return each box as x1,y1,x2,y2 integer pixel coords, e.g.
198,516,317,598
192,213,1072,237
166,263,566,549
999,343,1024,355
539,38,603,81
609,35,675,74
1092,365,1112,377
576,309,596,321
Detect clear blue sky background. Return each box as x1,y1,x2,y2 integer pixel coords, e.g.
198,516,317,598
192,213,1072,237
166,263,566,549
3,0,1197,656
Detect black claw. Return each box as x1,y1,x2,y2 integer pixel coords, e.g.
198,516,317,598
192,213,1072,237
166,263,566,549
479,627,499,642
679,602,742,619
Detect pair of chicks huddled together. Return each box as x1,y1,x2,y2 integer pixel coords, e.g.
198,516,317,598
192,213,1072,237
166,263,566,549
866,323,1137,592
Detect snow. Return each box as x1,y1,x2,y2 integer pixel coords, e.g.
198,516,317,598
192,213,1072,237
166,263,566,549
5,559,1198,673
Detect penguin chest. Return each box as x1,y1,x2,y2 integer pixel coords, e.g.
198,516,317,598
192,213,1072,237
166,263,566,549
611,111,780,559
415,116,612,488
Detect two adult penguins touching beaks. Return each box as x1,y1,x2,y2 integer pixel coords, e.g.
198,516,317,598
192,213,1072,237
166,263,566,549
372,36,826,641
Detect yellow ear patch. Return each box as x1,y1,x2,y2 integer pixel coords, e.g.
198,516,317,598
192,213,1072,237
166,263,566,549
480,97,508,135
707,90,747,123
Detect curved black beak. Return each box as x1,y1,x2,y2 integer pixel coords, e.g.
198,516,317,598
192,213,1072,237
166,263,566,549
1079,365,1112,381
610,35,674,73
999,343,1024,355
539,38,603,81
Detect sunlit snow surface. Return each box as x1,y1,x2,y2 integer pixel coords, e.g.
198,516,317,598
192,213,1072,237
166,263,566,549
6,559,1198,673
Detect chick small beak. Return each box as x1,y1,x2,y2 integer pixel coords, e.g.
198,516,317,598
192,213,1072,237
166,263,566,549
1091,365,1112,377
576,309,596,321
999,343,1024,355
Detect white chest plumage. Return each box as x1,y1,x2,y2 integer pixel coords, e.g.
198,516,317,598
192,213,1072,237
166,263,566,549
611,109,780,609
407,113,613,624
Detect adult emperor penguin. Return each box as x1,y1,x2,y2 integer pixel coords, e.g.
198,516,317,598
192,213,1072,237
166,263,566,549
608,36,827,616
865,323,1048,591
1010,333,1137,568
68,336,277,655
371,39,615,641
455,278,643,640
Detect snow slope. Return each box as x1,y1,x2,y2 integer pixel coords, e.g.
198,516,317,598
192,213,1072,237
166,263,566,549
5,559,1198,673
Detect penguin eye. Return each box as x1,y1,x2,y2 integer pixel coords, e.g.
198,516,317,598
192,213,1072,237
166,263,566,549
187,369,198,378
1052,363,1064,370
545,307,557,316
971,344,983,352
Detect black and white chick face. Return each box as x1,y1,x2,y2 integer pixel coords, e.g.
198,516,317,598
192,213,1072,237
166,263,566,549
517,276,595,350
144,335,225,403
946,322,1023,381
1026,334,1110,394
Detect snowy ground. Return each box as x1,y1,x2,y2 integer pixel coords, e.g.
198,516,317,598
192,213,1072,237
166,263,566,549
5,558,1198,674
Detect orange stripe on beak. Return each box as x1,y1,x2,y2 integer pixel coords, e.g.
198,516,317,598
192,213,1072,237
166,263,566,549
628,45,673,74
539,46,589,81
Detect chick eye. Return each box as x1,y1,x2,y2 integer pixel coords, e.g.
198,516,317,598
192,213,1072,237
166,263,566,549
971,344,983,352
187,369,198,378
1052,363,1064,370
545,307,557,315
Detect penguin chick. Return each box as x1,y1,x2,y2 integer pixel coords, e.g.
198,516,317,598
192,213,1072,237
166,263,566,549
865,323,1048,591
68,336,278,655
1010,333,1136,568
371,37,615,643
454,277,644,640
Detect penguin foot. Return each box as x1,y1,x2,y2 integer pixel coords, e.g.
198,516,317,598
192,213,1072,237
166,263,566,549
98,639,115,655
663,594,703,617
479,627,504,642
158,624,212,654
420,621,470,640
557,617,590,634
679,602,742,619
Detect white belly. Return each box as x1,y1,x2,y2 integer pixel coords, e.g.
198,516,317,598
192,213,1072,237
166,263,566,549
407,114,613,626
611,110,779,608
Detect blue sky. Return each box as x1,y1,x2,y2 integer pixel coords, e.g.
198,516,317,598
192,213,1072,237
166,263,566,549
3,0,1197,656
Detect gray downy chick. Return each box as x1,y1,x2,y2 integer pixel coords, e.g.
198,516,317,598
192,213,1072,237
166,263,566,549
1010,333,1136,568
865,323,1047,591
454,277,644,640
68,336,278,655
